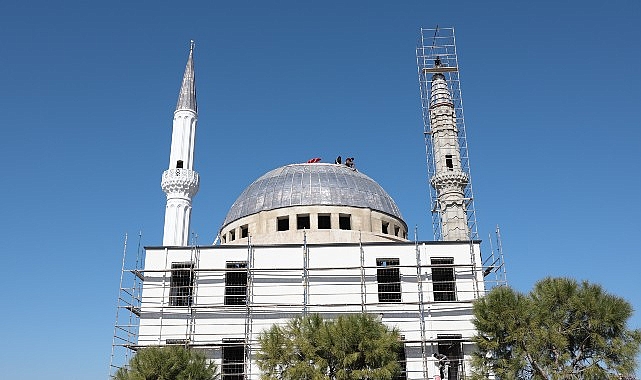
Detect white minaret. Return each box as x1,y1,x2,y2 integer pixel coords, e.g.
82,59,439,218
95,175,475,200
161,41,200,246
429,62,470,241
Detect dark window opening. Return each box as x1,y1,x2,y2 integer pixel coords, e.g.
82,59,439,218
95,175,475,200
277,216,289,231
318,214,331,229
240,225,248,238
297,214,310,230
394,337,408,380
377,258,401,302
394,225,400,237
382,221,389,234
229,230,235,241
222,339,245,380
339,214,351,230
445,155,453,171
225,262,247,306
176,160,184,169
437,334,463,380
221,235,226,243
165,339,187,345
432,258,456,301
169,262,194,307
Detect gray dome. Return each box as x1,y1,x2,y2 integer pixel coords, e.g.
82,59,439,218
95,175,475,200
222,163,403,228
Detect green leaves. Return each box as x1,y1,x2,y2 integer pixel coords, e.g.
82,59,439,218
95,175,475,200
471,277,641,379
113,346,219,380
257,313,402,380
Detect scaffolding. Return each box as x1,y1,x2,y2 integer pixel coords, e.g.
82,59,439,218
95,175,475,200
108,237,488,379
244,236,255,379
109,233,144,377
417,27,479,241
483,225,508,290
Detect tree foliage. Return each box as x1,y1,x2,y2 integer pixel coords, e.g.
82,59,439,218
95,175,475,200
114,345,219,380
471,277,641,379
257,313,403,380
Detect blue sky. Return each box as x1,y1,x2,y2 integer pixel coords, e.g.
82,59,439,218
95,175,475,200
1,1,640,378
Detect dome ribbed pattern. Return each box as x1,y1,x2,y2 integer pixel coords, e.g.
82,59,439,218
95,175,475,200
221,163,403,228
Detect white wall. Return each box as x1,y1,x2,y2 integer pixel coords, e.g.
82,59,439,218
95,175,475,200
139,241,484,379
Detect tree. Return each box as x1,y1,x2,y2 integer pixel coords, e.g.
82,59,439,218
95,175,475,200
471,277,641,379
114,345,219,380
257,313,403,380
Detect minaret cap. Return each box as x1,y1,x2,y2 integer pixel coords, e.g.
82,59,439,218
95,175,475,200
176,40,197,113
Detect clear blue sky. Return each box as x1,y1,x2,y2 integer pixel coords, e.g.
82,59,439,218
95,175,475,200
1,1,639,378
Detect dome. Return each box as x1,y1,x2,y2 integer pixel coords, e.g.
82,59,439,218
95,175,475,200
221,163,403,229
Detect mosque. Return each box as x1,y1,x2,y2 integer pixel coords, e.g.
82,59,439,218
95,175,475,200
111,28,505,380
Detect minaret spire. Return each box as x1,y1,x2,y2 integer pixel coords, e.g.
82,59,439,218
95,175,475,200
176,40,197,112
161,41,201,246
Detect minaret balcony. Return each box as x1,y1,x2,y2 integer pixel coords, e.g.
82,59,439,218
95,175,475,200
161,168,200,197
430,171,469,189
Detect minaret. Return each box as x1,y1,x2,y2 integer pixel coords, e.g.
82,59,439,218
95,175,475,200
428,59,470,241
161,41,200,246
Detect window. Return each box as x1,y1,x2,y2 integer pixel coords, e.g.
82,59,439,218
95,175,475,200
277,216,289,231
225,262,247,306
376,258,401,302
229,230,235,241
445,154,453,171
165,339,187,345
176,160,184,168
222,339,245,380
432,258,456,301
297,214,310,230
318,214,331,229
169,262,194,307
382,221,389,234
437,334,463,380
394,337,408,380
240,225,248,238
394,225,400,237
339,214,351,230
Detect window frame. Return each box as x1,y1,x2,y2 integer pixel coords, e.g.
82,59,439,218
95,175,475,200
339,214,351,230
296,214,310,230
317,214,331,229
221,339,245,380
277,216,289,231
376,258,402,303
431,258,456,301
169,262,194,307
224,261,248,306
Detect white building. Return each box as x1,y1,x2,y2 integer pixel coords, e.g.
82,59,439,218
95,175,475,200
111,29,506,380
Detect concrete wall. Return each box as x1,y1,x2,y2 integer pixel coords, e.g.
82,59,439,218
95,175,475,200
219,205,408,245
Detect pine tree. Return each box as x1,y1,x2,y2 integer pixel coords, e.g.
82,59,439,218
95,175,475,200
257,313,403,380
114,345,219,380
471,277,641,379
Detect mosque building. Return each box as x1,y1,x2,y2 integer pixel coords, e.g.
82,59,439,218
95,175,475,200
110,28,506,380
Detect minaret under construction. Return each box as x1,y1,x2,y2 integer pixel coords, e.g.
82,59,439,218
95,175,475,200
428,66,469,241
161,41,200,246
418,27,478,241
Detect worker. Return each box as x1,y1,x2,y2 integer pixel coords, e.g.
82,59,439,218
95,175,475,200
433,353,449,379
